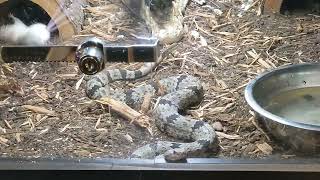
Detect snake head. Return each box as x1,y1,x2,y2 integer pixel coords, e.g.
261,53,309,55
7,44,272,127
163,149,188,162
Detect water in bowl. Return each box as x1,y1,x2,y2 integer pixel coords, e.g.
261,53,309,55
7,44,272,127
264,86,320,126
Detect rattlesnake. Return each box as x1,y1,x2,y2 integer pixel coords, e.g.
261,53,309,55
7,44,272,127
85,44,218,161
85,0,218,161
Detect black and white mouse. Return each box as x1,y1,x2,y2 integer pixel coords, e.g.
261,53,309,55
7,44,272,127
0,14,50,45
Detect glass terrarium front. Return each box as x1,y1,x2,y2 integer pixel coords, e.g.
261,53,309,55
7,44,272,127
0,0,320,171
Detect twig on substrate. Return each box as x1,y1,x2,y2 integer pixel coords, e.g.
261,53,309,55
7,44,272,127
140,93,153,114
95,97,153,135
35,115,49,127
0,136,9,146
3,120,12,129
216,131,241,140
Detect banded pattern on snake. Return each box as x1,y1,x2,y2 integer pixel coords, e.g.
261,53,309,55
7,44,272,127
85,60,219,161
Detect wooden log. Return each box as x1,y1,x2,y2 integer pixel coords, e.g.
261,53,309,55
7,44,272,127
263,0,284,14
0,0,88,42
263,0,320,14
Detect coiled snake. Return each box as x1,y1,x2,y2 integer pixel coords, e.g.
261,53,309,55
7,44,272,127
85,46,218,161
85,0,218,161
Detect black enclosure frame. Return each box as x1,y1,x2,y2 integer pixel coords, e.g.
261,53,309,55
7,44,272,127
0,157,319,171
1,157,320,179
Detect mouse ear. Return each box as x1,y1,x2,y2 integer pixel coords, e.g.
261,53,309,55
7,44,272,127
8,14,24,25
8,13,15,21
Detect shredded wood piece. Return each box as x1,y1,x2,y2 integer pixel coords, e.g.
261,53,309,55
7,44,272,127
140,93,153,114
0,136,9,146
96,97,152,134
216,131,241,140
22,105,56,116
257,142,273,155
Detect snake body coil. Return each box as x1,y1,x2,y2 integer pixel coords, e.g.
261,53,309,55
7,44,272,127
86,62,218,161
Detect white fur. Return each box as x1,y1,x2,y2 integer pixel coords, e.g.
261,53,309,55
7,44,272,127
0,15,50,45
19,23,50,45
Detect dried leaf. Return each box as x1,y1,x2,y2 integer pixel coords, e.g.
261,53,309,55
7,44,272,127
22,105,55,116
257,142,273,155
